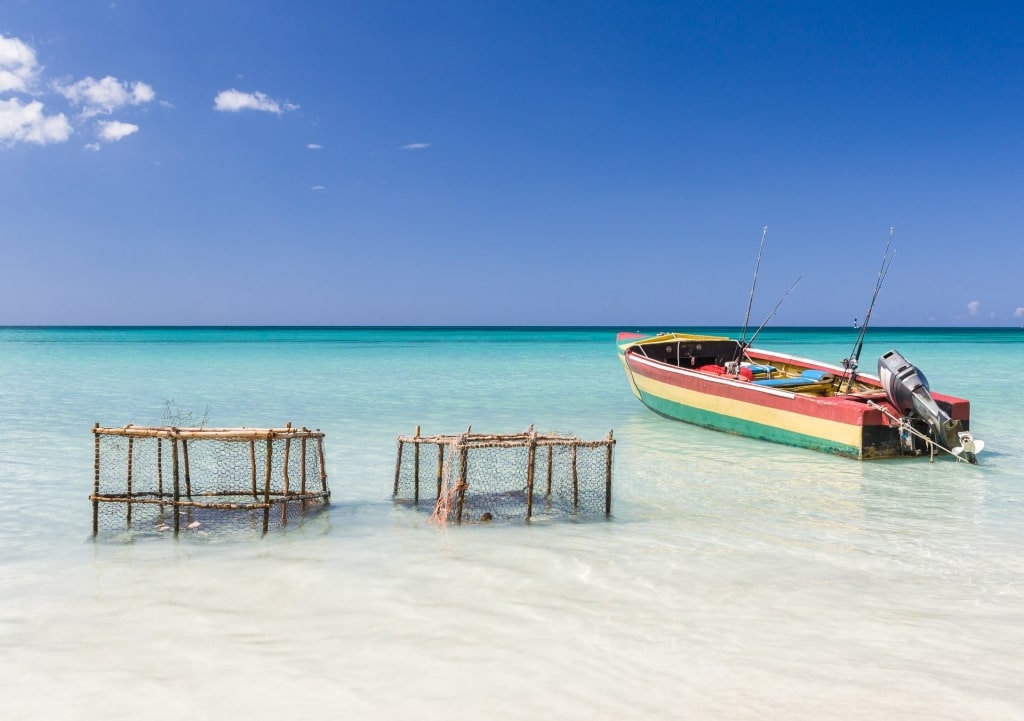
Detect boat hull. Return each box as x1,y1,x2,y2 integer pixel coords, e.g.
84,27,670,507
617,332,971,460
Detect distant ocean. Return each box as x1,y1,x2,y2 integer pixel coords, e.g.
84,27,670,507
1,326,1022,720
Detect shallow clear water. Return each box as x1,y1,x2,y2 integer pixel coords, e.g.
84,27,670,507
1,327,1022,720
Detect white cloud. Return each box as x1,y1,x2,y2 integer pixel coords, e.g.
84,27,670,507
399,142,430,150
98,119,139,141
213,89,297,114
0,34,39,93
967,301,980,316
1014,307,1024,318
0,97,72,145
1,34,159,149
57,75,156,117
307,143,322,149
84,142,100,152
310,185,326,191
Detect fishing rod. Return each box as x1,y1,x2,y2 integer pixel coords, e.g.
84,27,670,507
841,227,896,392
742,274,803,354
738,226,768,349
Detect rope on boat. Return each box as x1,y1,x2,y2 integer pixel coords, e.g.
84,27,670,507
866,400,969,463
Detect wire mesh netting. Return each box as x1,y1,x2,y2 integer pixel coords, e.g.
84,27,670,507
91,424,330,539
393,428,614,524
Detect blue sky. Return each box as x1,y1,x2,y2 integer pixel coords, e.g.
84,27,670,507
2,1,1022,326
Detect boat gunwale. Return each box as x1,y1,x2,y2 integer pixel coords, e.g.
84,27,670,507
621,345,888,404
619,333,970,406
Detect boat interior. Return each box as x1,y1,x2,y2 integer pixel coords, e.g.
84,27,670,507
626,335,855,396
629,337,742,370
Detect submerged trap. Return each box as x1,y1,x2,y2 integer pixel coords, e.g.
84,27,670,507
91,422,330,537
393,426,615,524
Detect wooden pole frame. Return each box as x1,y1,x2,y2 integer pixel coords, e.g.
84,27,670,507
90,423,330,537
392,428,617,523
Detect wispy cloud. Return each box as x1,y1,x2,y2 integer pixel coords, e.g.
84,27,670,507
213,89,298,114
399,142,430,150
98,119,139,142
307,143,322,149
1014,307,1024,318
310,185,326,191
967,301,980,316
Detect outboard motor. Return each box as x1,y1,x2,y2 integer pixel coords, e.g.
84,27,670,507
877,349,978,463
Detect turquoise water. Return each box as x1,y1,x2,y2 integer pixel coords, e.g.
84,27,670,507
1,326,1022,720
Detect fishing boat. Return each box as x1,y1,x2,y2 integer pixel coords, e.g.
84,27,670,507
617,332,980,462
617,229,983,463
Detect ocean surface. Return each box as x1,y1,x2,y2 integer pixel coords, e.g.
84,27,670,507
1,326,1022,720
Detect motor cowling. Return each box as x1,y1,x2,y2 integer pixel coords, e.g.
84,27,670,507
877,349,975,462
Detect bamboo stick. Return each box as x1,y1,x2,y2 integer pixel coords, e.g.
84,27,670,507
317,435,328,501
393,439,404,497
413,425,421,503
300,435,308,495
282,423,292,525
157,438,164,510
92,423,100,537
94,426,324,440
283,424,292,494
182,438,192,500
171,438,181,536
249,439,257,500
263,434,273,535
571,443,579,511
605,430,614,516
526,430,537,520
395,434,604,449
435,443,445,500
92,488,326,501
126,436,134,526
455,438,469,524
546,444,553,497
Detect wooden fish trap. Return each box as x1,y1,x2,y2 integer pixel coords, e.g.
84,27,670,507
393,426,615,524
91,423,330,538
